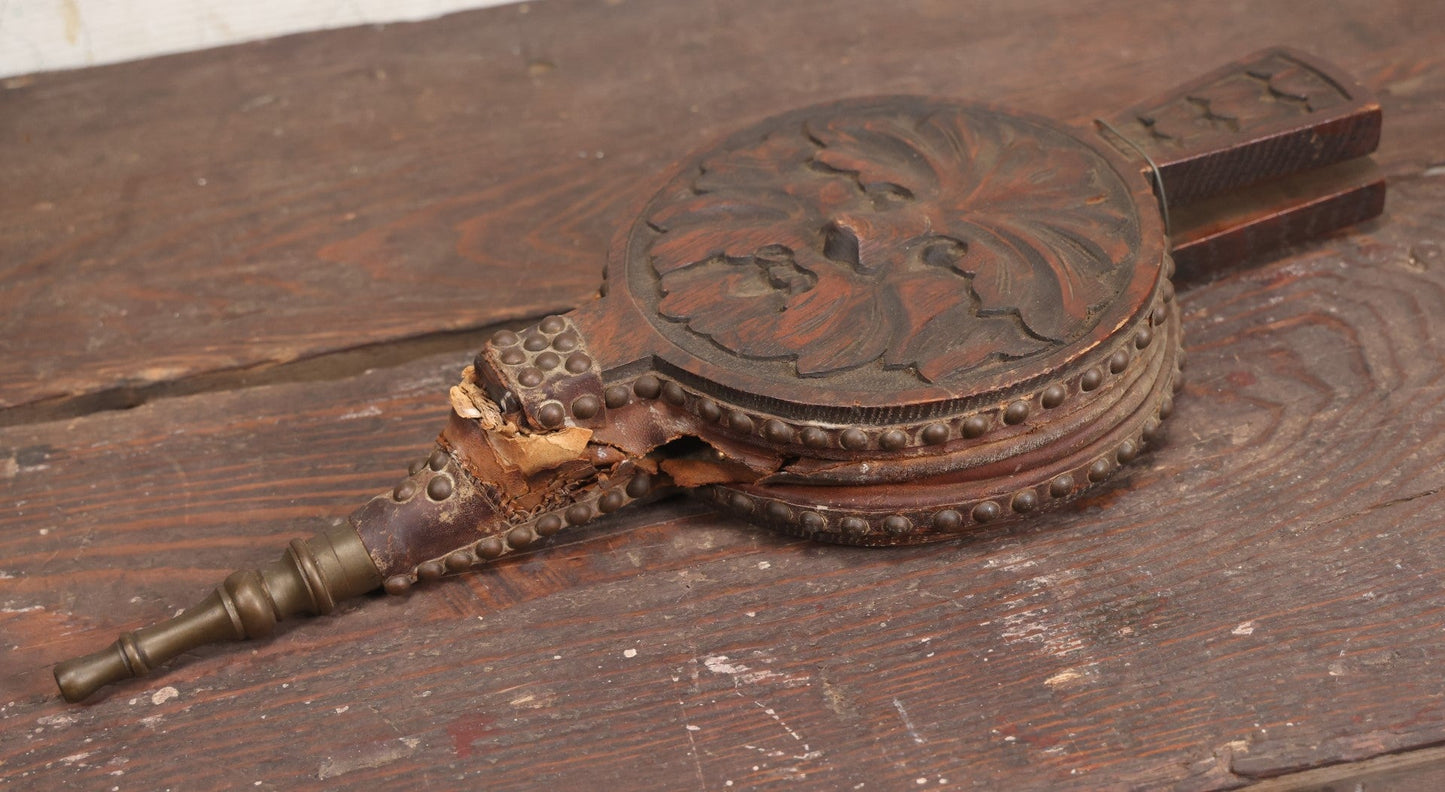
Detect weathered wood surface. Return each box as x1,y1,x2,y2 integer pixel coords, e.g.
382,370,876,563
2,0,1444,789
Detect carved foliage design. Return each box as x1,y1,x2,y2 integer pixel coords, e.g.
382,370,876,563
643,100,1137,384
1135,51,1348,148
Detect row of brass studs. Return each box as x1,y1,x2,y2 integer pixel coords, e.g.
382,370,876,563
708,298,1185,542
609,299,1168,452
384,448,458,508
382,468,655,595
708,373,1178,543
487,316,599,428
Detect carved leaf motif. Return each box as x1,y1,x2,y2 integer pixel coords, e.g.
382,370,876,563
648,101,1135,382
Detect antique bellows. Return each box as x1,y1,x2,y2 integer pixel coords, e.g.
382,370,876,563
55,48,1383,701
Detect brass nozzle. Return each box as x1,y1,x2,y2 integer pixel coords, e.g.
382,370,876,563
54,524,382,703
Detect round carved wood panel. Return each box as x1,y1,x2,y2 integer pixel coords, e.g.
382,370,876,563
619,96,1162,411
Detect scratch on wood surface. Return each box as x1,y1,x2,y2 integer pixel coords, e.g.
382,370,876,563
893,697,925,744
678,699,707,791
701,653,808,687
318,736,420,780
753,700,806,744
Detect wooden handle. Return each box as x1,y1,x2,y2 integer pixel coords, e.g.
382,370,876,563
1099,47,1381,206
1169,158,1385,281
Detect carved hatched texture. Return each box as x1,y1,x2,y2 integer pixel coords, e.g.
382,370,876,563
1132,51,1349,150
635,98,1141,386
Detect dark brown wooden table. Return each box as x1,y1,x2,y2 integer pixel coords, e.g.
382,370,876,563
3,1,1443,789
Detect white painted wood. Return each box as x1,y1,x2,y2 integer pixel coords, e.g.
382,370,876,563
0,0,523,78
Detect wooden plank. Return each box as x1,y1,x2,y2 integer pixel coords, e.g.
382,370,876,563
2,171,1444,792
4,0,1445,790
2,0,1439,412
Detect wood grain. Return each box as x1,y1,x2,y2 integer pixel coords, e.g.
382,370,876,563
3,0,1445,789
1,0,1437,412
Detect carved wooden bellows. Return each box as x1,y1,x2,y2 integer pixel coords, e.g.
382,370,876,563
55,49,1383,701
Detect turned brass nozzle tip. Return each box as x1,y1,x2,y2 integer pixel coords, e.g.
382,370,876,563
55,644,135,703
54,524,381,702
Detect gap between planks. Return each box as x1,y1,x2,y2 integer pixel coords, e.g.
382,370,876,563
0,315,558,430
1241,741,1445,791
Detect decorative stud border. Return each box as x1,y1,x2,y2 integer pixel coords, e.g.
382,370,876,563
380,462,655,595
477,315,606,430
606,286,1174,454
702,371,1181,546
694,298,1185,545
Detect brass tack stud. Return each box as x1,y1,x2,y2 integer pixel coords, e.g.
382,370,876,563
840,428,869,450
539,315,567,334
921,423,949,445
728,492,754,514
1049,474,1075,498
383,576,413,595
476,537,505,560
698,400,721,422
507,526,536,549
972,501,1001,523
933,509,963,531
571,395,601,420
1003,401,1031,425
552,332,581,352
599,490,626,513
883,515,911,535
1011,489,1038,513
565,352,593,373
633,375,662,399
427,475,454,501
763,419,793,444
1041,384,1066,409
626,472,653,499
1080,367,1104,392
604,385,630,409
962,415,988,438
801,426,830,448
416,560,445,582
1109,349,1130,374
537,402,566,428
728,411,754,434
1116,440,1138,464
536,514,564,537
1087,459,1111,482
1142,417,1162,443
